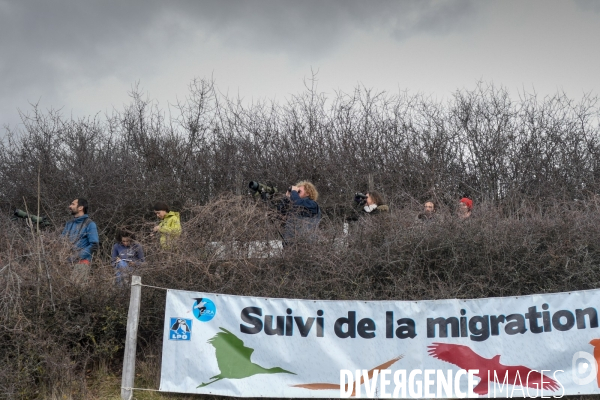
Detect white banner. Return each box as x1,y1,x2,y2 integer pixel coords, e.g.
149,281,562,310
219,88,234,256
160,288,600,398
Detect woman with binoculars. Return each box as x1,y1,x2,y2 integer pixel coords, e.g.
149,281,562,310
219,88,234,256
354,191,389,216
280,181,322,247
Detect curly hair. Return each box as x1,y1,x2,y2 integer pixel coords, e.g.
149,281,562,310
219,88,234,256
367,191,385,206
296,181,319,201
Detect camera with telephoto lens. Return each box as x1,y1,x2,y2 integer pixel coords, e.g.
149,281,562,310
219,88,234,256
13,209,51,227
249,181,278,200
354,192,368,205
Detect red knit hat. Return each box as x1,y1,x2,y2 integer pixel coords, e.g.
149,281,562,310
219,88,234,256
460,197,473,211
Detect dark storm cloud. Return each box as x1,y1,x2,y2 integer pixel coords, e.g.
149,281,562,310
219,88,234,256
0,0,479,126
390,0,477,40
0,1,165,93
175,0,480,54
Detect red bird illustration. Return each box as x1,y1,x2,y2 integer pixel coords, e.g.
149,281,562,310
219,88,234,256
427,343,560,395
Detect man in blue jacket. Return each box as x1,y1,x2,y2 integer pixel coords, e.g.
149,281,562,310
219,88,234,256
61,198,99,269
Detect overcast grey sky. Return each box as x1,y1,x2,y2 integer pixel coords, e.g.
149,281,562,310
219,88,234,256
1,0,599,129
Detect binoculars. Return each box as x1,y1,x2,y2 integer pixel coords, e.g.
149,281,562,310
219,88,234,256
354,192,367,205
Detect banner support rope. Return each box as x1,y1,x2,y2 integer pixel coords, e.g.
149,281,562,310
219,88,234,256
140,283,169,291
121,386,161,400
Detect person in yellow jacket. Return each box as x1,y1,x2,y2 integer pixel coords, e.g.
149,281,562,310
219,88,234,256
152,202,181,248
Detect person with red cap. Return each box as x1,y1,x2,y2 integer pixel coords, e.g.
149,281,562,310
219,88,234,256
458,197,473,219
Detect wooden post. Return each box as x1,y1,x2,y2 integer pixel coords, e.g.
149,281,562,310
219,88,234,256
368,173,374,192
121,275,142,400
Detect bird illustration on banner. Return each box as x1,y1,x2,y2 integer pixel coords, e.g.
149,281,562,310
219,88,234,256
427,342,560,395
198,327,295,388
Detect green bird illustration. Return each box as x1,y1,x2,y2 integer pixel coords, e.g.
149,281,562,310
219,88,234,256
198,327,295,387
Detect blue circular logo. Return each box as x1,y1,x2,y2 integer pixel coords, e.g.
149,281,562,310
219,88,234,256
192,297,216,322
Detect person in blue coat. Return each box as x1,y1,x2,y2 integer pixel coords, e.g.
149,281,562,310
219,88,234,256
61,198,99,265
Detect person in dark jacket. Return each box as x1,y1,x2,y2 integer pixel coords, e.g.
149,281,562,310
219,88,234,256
111,230,144,285
280,181,322,247
347,191,389,248
417,200,438,221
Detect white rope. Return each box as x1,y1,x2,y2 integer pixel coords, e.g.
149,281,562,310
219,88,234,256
121,386,160,391
139,283,169,291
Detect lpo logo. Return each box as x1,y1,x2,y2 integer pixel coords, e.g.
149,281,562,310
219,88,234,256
572,351,597,386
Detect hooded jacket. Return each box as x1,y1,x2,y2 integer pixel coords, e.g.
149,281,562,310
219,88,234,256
158,211,182,248
61,214,99,262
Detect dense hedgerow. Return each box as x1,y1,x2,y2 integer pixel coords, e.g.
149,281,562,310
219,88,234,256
1,79,599,228
1,80,599,398
3,200,600,398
